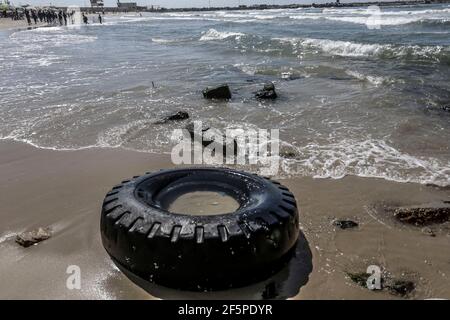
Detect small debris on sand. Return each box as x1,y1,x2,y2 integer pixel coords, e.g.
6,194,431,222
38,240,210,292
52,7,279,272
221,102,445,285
421,227,436,237
346,272,371,288
386,280,415,297
346,270,415,297
15,227,52,248
333,219,359,229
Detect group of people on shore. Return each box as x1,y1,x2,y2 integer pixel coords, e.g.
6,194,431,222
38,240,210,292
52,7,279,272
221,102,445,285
3,8,104,26
22,8,75,26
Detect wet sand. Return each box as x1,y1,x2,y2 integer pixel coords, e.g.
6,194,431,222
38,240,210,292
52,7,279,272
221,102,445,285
0,18,47,31
0,140,448,299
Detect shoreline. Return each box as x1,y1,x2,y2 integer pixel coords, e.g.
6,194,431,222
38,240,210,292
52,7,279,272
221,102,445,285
2,137,449,188
0,18,48,32
0,140,448,299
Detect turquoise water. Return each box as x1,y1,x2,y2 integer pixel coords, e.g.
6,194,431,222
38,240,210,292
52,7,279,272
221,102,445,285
0,4,449,185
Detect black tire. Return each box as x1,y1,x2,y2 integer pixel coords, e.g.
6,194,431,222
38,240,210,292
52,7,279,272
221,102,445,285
101,167,299,291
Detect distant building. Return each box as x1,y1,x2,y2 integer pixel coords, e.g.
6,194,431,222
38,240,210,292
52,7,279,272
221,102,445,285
148,5,162,11
117,0,137,10
90,0,104,7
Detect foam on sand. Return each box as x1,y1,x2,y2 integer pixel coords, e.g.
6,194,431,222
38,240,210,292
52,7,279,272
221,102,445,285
282,139,450,187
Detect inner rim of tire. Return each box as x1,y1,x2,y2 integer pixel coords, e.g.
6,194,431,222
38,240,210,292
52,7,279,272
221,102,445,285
135,169,258,216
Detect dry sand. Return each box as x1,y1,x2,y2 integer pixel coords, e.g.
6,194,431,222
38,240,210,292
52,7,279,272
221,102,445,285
0,140,448,299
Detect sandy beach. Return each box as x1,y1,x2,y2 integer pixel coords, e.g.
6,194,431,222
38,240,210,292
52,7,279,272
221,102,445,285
0,17,46,31
1,3,449,300
0,140,448,299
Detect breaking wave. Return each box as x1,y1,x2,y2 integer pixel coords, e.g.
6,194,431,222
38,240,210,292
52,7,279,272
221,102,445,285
345,70,394,86
151,38,178,44
275,37,448,62
281,139,450,186
199,28,245,41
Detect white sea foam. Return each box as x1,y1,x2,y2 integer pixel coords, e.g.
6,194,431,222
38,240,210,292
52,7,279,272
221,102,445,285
281,139,450,186
10,30,97,48
151,38,177,44
302,38,386,57
275,37,445,60
324,16,420,26
345,70,392,86
199,28,245,41
233,63,257,75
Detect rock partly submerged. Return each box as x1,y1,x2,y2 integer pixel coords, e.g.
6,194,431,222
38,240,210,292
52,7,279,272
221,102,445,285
203,84,232,100
15,227,52,248
255,83,277,100
183,122,237,157
155,111,189,124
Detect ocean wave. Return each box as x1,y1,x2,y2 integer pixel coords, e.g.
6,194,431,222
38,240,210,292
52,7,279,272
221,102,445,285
281,139,450,186
199,28,245,41
10,30,97,48
275,37,448,62
325,15,420,26
151,38,178,44
345,70,394,86
110,7,450,27
322,7,450,16
416,18,450,26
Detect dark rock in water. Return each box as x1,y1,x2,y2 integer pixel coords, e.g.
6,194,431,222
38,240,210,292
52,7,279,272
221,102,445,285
386,280,415,297
183,122,237,157
442,105,450,112
155,111,189,124
255,82,277,100
279,145,299,159
280,150,298,159
184,122,210,140
333,219,359,229
16,227,52,248
392,202,450,226
203,84,232,100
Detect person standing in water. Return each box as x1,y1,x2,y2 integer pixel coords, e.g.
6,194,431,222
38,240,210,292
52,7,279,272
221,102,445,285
82,13,88,25
24,9,31,25
63,11,67,25
98,14,102,24
31,10,38,24
58,10,63,25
